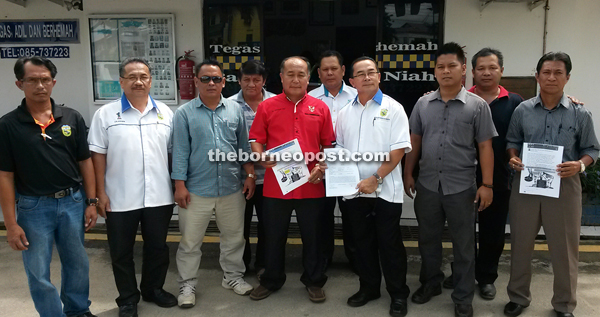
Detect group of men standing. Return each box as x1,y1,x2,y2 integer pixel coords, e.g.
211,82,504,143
0,41,597,317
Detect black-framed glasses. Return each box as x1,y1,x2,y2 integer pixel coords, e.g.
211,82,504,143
198,76,223,84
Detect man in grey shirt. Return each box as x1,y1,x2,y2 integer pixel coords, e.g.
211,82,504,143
404,42,497,317
504,52,599,317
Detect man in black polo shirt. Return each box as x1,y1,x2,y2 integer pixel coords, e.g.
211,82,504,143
0,56,98,317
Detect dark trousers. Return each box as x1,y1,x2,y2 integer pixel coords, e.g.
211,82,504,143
243,184,265,271
320,190,336,267
414,182,477,305
476,189,510,284
345,197,410,299
339,197,357,271
319,185,357,271
260,197,328,291
105,205,174,306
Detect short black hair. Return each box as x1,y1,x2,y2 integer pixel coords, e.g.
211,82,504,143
536,51,572,75
436,42,466,65
119,57,152,78
350,56,378,77
471,47,504,69
14,56,57,80
195,59,223,77
317,50,343,68
239,60,267,79
279,56,311,74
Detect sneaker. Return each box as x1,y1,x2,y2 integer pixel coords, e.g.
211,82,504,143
222,276,254,295
178,280,196,308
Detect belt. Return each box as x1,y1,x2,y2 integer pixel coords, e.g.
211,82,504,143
46,185,80,199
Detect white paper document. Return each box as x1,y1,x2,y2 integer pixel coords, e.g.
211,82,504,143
324,148,360,197
266,139,309,195
519,142,564,198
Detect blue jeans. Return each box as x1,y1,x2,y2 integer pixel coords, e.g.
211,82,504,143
16,189,91,317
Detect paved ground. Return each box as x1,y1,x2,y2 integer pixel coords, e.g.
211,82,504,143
1,235,599,317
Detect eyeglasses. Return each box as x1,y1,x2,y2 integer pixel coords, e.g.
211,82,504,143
121,76,151,83
352,71,379,80
198,76,223,84
21,77,54,86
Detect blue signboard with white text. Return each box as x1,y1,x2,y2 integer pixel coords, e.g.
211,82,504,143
0,20,79,43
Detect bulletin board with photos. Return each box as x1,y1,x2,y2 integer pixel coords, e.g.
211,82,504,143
89,14,177,105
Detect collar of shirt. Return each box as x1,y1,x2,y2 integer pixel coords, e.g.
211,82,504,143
426,86,468,104
323,81,347,97
352,88,384,106
194,95,225,110
17,98,63,123
234,88,273,112
468,85,509,99
285,92,308,112
534,93,570,111
120,93,159,114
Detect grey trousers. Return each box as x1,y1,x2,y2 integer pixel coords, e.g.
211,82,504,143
507,173,581,313
414,182,477,305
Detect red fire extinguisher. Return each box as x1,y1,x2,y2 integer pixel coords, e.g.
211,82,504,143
177,50,196,100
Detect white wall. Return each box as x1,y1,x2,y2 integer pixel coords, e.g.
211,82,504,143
0,0,204,124
445,0,600,133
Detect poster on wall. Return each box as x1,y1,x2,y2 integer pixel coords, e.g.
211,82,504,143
89,14,176,104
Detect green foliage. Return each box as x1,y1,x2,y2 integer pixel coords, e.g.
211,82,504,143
580,163,600,200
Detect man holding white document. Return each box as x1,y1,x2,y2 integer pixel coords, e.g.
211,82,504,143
505,52,599,317
335,56,412,317
248,56,335,302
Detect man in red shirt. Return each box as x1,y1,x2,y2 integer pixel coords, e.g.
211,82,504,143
248,56,335,302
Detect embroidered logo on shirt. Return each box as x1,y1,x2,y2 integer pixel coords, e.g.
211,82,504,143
116,112,122,119
380,109,388,117
308,106,315,112
61,125,72,137
157,113,164,120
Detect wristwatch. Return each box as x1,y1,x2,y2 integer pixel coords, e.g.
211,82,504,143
85,198,98,206
373,173,384,185
579,160,586,173
247,173,257,180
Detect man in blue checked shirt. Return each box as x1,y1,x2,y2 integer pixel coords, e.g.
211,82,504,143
171,59,256,308
227,60,275,278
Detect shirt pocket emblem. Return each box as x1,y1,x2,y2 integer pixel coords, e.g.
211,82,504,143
61,125,72,137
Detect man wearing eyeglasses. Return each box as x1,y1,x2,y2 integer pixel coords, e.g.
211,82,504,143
171,59,256,308
88,57,177,317
0,56,98,317
335,56,412,317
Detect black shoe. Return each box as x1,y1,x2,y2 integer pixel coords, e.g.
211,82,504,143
554,310,575,317
455,304,473,317
389,298,408,317
119,303,138,317
478,283,496,300
504,302,527,316
411,284,442,304
347,290,381,307
142,288,178,307
443,275,454,289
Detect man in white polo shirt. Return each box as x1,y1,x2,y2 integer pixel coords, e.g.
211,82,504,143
308,50,357,270
335,56,412,317
88,58,176,317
